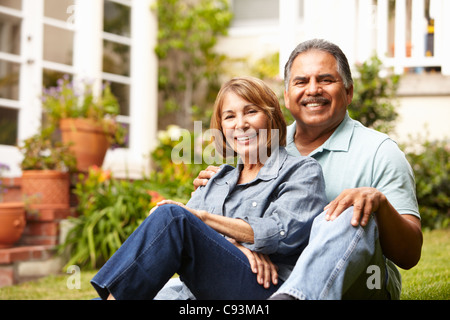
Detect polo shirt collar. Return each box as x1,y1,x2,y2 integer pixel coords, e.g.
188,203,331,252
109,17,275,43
318,112,354,153
287,112,354,157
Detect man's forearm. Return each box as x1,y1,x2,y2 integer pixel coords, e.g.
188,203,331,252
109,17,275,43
376,199,423,269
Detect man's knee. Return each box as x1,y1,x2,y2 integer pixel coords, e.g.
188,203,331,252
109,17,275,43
315,206,355,225
310,206,370,240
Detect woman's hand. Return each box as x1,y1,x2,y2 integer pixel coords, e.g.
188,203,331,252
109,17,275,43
149,199,207,221
228,239,278,289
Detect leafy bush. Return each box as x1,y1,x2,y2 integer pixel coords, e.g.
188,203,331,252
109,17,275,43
404,136,450,230
61,167,162,269
349,55,400,134
154,0,232,128
148,125,225,202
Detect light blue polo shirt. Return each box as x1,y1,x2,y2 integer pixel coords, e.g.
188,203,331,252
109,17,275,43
286,112,420,219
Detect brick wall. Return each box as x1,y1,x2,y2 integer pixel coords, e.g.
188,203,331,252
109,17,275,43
0,184,76,287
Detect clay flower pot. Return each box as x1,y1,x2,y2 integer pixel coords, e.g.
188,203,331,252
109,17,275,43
0,202,26,248
21,170,70,210
60,118,110,172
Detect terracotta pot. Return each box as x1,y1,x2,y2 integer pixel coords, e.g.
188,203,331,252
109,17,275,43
0,202,26,249
60,118,110,172
21,170,70,210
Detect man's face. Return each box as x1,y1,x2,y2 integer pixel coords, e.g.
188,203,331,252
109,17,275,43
284,50,353,133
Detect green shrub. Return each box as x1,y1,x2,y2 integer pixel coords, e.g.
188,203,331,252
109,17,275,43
61,167,158,269
349,55,400,134
148,125,227,202
404,136,450,230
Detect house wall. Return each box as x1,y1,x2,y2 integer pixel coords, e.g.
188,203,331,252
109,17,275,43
393,73,450,144
394,95,450,143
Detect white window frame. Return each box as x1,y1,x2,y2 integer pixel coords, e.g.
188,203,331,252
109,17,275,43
0,0,158,179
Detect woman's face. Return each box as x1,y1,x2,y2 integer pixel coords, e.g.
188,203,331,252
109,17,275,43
220,92,268,164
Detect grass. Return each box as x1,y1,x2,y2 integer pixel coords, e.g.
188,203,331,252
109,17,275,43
0,269,98,300
0,228,448,300
399,228,449,300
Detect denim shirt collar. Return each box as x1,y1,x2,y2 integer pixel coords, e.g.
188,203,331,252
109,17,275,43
287,112,354,157
214,147,289,185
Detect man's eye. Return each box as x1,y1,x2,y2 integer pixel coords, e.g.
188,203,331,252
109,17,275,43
320,78,334,84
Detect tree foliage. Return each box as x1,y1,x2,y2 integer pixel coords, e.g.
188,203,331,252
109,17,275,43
349,55,400,133
153,0,233,129
404,135,450,230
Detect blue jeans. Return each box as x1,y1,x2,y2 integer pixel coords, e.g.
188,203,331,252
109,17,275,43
91,204,282,300
273,207,398,299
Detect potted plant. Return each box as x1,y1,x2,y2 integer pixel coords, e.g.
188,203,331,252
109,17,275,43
0,163,26,248
19,127,77,210
41,75,126,172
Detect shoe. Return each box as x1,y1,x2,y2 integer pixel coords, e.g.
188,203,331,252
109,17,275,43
268,293,297,300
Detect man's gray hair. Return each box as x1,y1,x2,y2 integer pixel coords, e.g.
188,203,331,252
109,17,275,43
284,39,353,90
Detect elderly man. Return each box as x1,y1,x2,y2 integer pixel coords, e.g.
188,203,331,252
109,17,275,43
194,39,422,300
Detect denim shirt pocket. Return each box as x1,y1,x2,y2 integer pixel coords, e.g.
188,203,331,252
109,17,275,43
207,206,221,215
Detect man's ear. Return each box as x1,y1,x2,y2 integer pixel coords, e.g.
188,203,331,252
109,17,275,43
346,85,354,105
284,90,290,110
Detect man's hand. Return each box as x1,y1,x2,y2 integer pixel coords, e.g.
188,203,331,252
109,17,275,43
228,239,278,289
193,166,220,190
324,187,387,227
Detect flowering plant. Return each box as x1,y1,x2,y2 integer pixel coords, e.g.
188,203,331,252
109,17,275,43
41,75,126,146
19,127,76,171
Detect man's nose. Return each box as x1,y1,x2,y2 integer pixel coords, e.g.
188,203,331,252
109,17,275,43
306,79,322,95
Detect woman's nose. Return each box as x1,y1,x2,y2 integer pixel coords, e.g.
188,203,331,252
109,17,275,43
235,115,248,129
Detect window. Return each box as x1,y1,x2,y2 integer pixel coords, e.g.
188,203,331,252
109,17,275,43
231,0,279,27
230,0,304,30
102,0,131,148
0,0,158,177
0,107,18,145
0,3,22,146
43,0,75,84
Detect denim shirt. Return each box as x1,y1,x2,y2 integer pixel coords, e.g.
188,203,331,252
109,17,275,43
186,147,327,281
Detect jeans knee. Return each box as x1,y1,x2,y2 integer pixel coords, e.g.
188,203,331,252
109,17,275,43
312,206,358,237
153,204,189,220
340,206,356,221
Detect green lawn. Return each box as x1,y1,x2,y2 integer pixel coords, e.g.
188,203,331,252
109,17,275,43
399,228,449,300
0,228,448,300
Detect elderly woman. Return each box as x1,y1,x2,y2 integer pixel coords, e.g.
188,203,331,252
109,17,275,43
91,77,327,300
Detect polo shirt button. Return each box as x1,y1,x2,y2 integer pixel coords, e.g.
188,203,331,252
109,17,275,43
280,230,285,236
252,202,257,207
